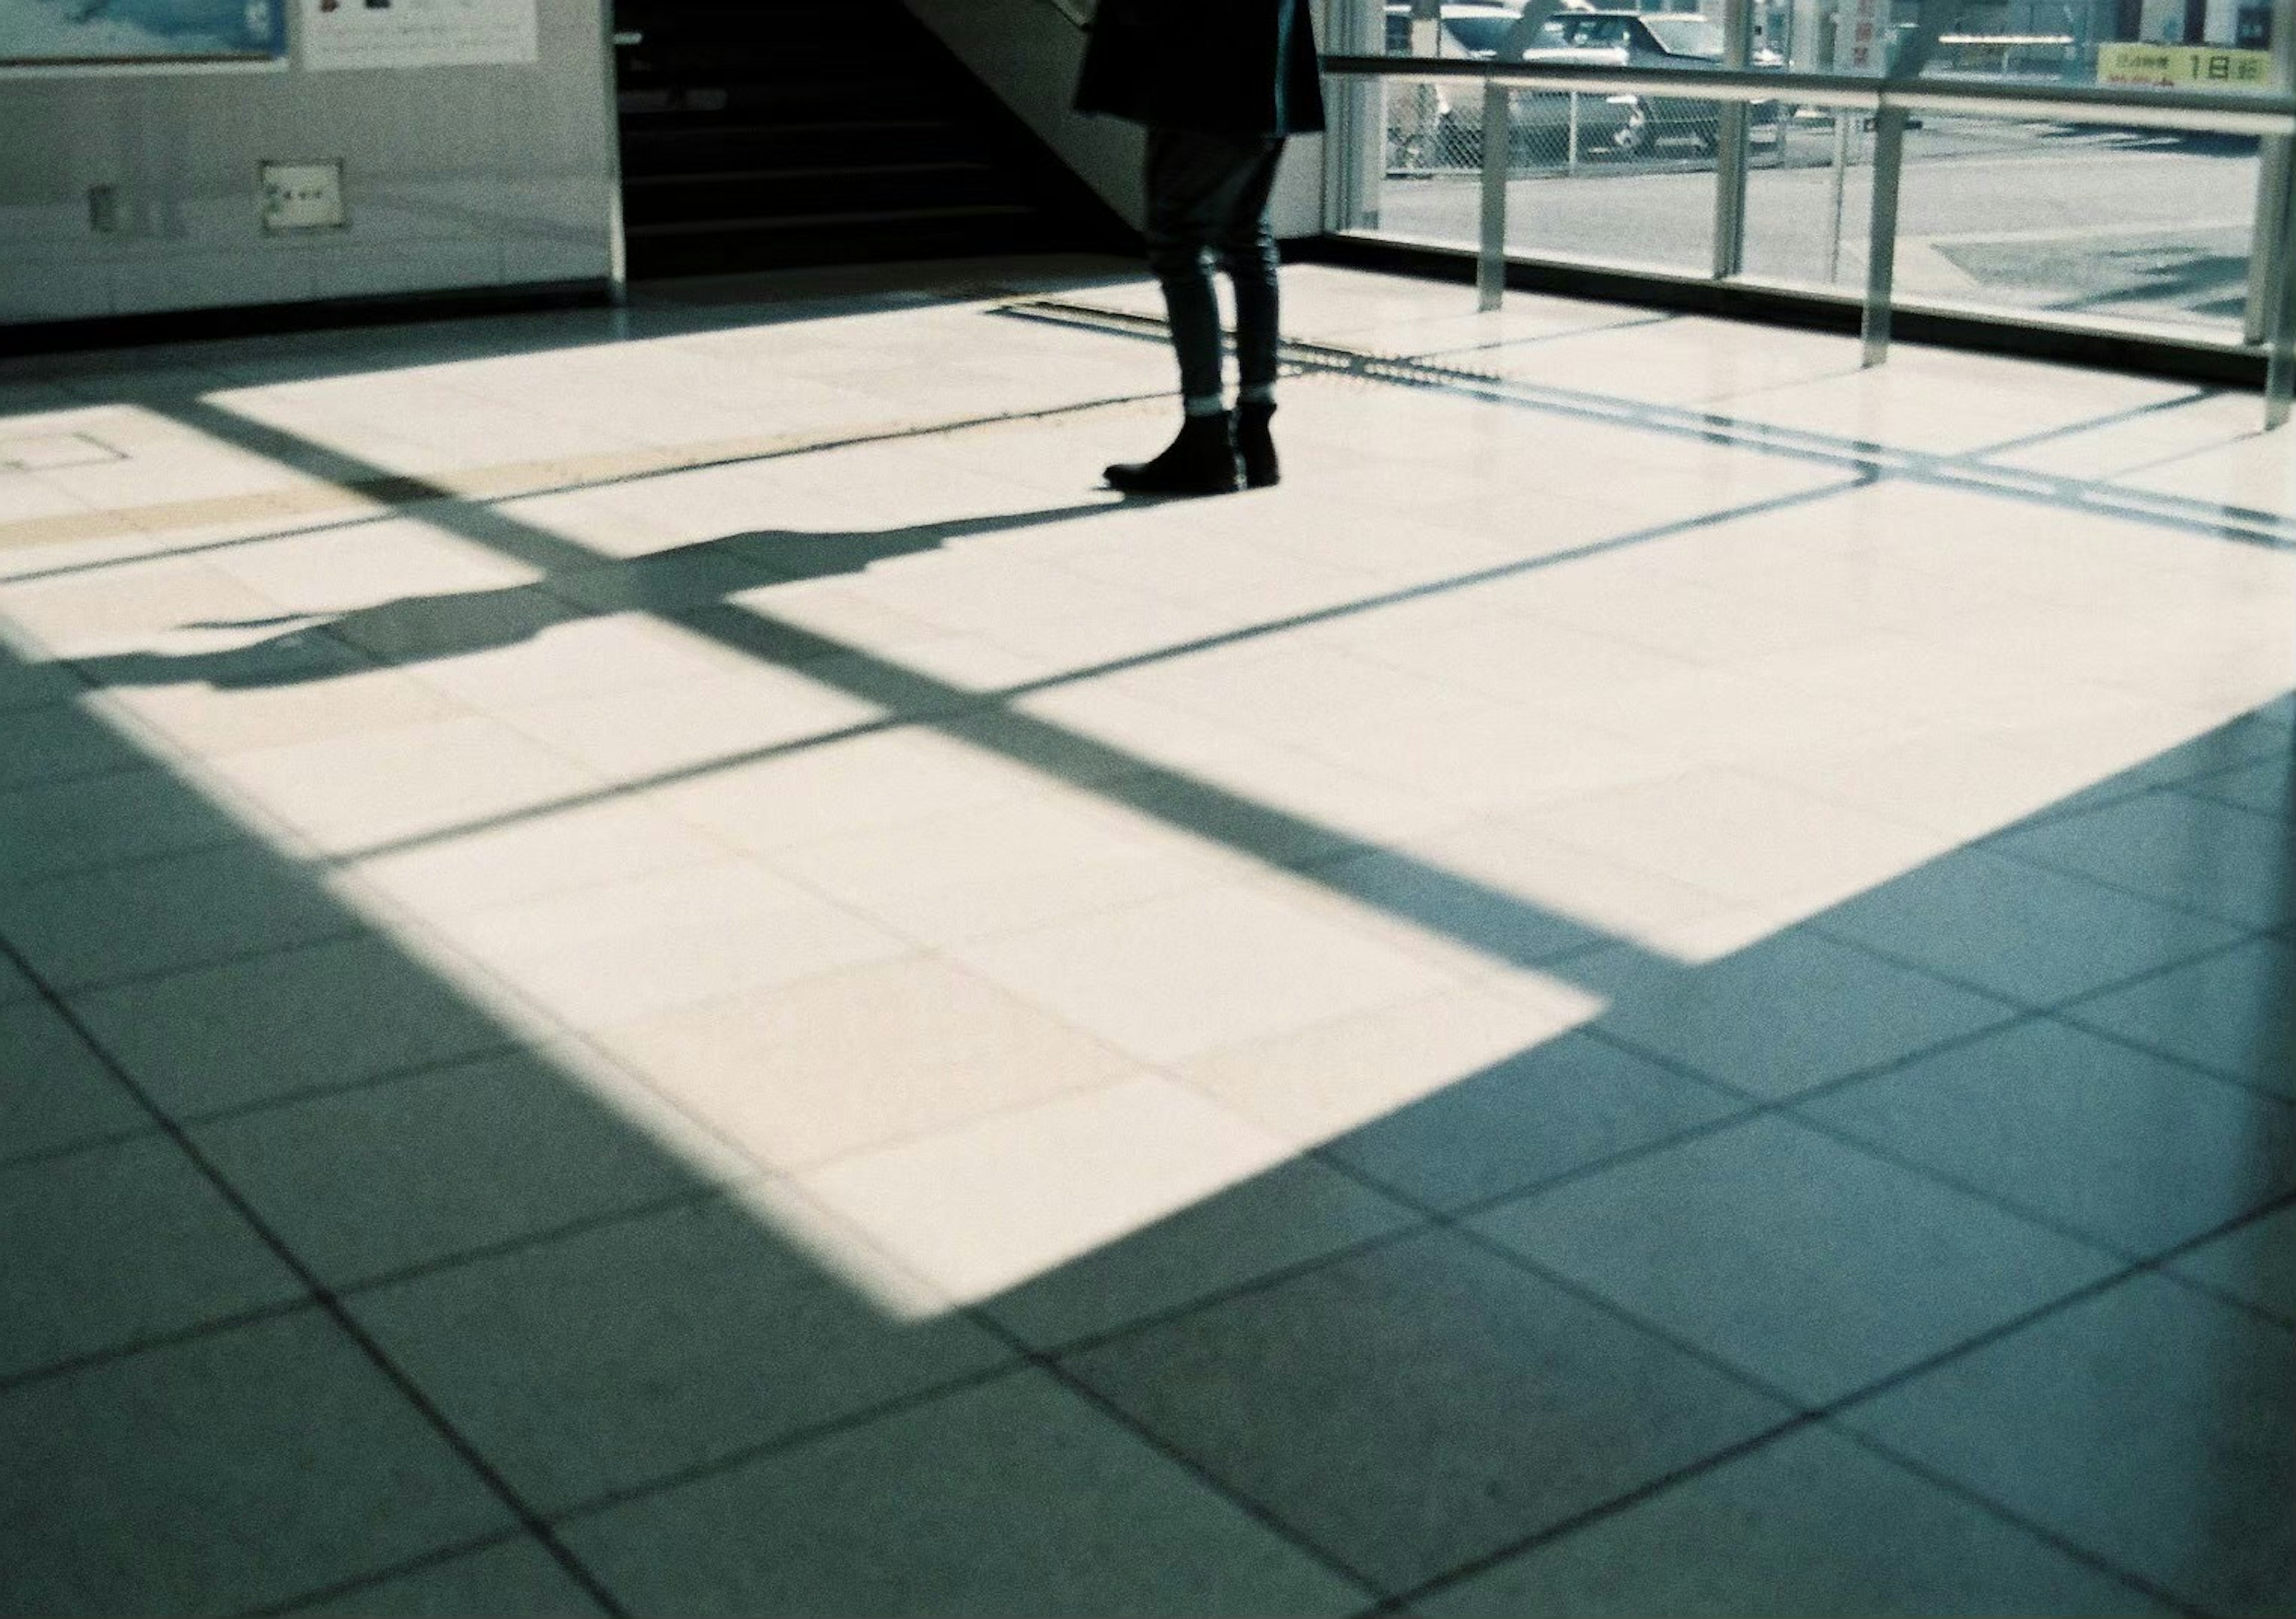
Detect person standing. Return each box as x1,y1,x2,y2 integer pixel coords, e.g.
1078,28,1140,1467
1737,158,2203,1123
1075,0,1326,495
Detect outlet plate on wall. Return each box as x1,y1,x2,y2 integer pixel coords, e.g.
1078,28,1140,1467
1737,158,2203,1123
260,161,347,232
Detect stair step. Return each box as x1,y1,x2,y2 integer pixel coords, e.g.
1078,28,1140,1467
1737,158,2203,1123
627,213,1068,279
618,78,927,122
622,129,984,177
626,159,994,187
613,0,1114,279
627,201,1042,240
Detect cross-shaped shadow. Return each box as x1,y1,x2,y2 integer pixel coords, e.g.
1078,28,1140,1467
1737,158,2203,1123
2,308,2289,1618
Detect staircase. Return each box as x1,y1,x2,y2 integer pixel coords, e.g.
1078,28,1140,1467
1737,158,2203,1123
612,0,1128,279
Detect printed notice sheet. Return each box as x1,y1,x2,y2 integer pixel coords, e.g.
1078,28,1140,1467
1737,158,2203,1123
300,0,536,70
2,1,288,66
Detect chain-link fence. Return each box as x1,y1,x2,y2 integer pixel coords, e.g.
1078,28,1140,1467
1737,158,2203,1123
1385,81,1801,176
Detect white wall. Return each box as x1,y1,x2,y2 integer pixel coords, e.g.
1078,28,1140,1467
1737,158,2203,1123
902,0,1328,240
0,4,615,328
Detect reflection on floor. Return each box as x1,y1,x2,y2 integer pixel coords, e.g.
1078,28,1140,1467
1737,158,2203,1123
0,257,2289,1617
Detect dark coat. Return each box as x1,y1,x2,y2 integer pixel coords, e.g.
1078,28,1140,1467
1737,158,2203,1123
1074,0,1326,138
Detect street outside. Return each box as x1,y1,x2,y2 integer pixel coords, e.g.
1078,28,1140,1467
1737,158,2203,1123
1361,114,2262,334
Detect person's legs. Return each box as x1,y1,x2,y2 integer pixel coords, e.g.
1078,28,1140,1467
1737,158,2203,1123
1106,128,1273,496
1216,139,1289,488
1142,130,1230,420
1218,139,1286,406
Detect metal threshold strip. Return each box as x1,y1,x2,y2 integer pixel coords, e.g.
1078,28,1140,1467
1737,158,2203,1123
997,293,2296,550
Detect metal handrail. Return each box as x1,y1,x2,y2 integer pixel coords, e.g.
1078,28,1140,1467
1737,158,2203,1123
1320,53,2296,134
1321,48,2296,426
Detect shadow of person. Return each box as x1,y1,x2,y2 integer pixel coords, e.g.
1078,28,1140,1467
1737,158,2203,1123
66,500,1121,694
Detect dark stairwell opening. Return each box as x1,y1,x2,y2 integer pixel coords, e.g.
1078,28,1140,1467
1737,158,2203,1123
613,0,1137,279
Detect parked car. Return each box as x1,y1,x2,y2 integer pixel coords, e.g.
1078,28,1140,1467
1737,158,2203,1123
1385,2,1646,165
1385,1,1781,164
1518,9,1785,153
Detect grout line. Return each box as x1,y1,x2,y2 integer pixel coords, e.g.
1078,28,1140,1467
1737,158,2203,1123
1413,1214,2219,1612
536,1358,1031,1530
0,1294,322,1403
1804,915,2296,1107
951,1264,1397,1606
0,1178,744,1401
303,470,1878,875
1003,298,2296,552
0,386,1177,583
0,931,634,1619
0,1116,168,1178
1809,1423,2213,1619
1361,1412,1831,1615
236,1525,542,1619
2,917,376,1004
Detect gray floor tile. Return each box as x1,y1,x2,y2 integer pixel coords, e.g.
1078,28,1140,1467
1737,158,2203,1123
191,1050,727,1290
0,767,252,889
282,1536,607,1618
2164,1203,2295,1323
1320,1031,1746,1211
1470,1116,2119,1406
0,1134,304,1381
0,997,151,1166
1810,846,2246,1007
1416,1424,2168,1618
1838,1272,2294,1618
0,699,148,791
980,1154,1422,1351
0,656,83,716
1573,930,2020,1101
1802,1019,2296,1256
2063,937,2295,1097
346,1194,1015,1514
0,1309,515,1618
2080,720,2291,801
2176,753,2294,822
1990,791,2296,930
562,1369,1370,1618
0,840,362,992
68,935,518,1117
1058,1228,1793,1596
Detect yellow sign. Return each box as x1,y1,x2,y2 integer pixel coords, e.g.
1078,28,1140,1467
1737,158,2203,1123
2096,42,2271,87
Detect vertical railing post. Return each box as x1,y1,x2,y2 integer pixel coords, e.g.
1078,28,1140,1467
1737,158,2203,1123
1711,0,1755,278
2242,12,2295,345
1860,104,1907,366
1826,109,1851,282
1327,0,1388,230
2263,107,2296,428
1861,0,1950,368
1479,80,1511,311
604,14,631,307
2248,141,2291,346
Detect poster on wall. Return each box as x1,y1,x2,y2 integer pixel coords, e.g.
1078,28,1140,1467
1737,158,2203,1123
0,0,288,66
1831,0,1886,71
298,0,536,70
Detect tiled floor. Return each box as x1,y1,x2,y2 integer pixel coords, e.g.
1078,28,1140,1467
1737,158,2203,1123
1,256,2290,1617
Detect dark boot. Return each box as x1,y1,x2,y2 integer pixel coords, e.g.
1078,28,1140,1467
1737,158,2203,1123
1236,399,1280,489
1104,413,1239,497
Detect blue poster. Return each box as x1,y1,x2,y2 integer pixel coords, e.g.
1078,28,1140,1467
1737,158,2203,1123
0,0,289,63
